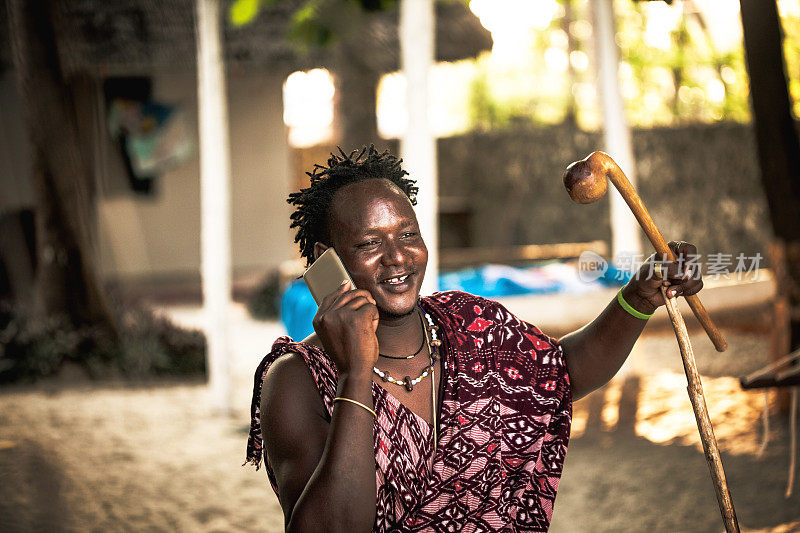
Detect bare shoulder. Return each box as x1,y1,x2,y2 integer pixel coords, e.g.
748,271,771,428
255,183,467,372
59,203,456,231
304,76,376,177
261,351,326,422
300,331,322,348
259,350,330,520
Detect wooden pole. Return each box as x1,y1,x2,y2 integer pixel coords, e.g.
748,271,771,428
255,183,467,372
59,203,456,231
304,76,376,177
196,0,233,414
787,387,798,497
661,286,739,532
590,0,642,261
400,0,438,296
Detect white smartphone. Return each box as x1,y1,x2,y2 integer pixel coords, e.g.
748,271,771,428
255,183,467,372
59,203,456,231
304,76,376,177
302,248,356,305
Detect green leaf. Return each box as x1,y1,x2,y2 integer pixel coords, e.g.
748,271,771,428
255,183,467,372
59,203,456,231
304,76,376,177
288,3,333,47
229,0,261,27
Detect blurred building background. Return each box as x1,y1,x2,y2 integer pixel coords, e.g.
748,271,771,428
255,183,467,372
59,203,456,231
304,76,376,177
2,0,794,302
2,1,800,530
0,0,491,301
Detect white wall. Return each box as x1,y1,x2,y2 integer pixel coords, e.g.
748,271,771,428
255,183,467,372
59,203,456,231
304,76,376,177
97,68,294,282
228,69,294,273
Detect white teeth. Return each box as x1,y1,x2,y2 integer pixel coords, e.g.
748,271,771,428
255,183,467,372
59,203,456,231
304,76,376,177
385,274,409,284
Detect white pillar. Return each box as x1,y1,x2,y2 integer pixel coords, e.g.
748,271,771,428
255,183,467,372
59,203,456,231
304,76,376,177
591,0,643,262
196,0,233,414
400,0,438,296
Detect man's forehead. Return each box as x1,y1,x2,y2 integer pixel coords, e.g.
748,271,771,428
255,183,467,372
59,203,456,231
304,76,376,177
329,179,416,227
332,179,412,212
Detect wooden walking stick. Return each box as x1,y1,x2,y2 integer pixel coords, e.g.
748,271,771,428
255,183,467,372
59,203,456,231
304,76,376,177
563,151,739,532
563,151,727,352
661,286,739,532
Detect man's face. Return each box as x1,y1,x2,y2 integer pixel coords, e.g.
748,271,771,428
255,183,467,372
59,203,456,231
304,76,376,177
321,179,428,318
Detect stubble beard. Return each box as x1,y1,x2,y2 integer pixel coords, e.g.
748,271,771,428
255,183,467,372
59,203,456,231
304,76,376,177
377,298,420,321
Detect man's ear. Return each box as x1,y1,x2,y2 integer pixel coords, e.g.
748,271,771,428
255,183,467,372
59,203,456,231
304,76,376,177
313,242,330,261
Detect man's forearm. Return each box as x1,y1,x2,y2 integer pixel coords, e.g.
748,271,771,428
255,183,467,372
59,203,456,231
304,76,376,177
559,283,654,401
288,372,377,532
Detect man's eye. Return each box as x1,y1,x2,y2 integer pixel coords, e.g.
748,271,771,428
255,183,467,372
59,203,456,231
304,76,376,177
401,232,418,238
357,240,379,248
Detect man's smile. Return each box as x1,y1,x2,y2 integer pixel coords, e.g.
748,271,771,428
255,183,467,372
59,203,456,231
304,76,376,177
381,272,411,284
379,271,416,292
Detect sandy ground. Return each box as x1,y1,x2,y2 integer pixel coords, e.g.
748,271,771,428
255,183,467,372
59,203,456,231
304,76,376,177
1,303,799,532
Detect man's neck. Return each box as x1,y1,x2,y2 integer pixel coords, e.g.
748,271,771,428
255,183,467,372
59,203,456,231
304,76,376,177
375,307,424,357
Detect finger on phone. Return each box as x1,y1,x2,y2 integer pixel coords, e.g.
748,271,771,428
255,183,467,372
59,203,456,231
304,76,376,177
346,295,378,311
358,290,377,306
321,280,347,300
342,288,376,306
317,280,352,311
330,288,372,309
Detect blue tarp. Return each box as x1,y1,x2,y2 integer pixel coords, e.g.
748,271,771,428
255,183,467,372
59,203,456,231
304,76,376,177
280,280,320,342
279,261,632,341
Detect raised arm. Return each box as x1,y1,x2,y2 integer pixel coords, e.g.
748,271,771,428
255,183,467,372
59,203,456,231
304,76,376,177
559,242,703,400
261,281,380,532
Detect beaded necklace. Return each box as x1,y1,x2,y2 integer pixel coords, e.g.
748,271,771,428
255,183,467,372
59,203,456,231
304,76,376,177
372,306,440,452
372,308,441,391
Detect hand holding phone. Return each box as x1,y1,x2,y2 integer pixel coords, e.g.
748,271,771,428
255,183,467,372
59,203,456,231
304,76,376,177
302,248,356,305
304,249,379,375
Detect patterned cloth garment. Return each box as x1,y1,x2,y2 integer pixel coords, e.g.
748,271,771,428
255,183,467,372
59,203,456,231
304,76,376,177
246,291,572,532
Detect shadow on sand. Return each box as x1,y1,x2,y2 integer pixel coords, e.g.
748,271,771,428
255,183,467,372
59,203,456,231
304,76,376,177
551,375,800,533
0,440,72,532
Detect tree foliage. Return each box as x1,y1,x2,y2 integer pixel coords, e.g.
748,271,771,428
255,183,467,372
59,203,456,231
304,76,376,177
467,0,761,131
228,0,401,47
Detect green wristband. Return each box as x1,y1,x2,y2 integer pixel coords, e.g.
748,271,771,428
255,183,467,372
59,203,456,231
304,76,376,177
616,289,653,320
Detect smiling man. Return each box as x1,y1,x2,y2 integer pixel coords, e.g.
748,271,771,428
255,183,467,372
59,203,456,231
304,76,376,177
245,147,703,532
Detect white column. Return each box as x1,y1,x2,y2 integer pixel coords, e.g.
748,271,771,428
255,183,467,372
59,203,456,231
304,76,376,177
591,0,642,261
400,0,438,296
196,0,233,414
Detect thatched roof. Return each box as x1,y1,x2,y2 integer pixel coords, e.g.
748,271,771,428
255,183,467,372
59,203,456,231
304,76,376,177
1,0,491,76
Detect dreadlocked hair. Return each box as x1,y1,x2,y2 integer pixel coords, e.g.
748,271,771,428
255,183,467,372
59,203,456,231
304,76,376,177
287,145,419,266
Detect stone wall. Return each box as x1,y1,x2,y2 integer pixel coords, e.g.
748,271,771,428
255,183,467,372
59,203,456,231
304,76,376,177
437,122,771,260
295,122,772,262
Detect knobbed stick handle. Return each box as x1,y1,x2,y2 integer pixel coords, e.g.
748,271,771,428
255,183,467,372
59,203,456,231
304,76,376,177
595,152,728,352
661,286,739,533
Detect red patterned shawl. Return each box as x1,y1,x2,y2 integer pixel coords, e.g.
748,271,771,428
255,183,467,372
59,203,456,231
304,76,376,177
246,290,572,532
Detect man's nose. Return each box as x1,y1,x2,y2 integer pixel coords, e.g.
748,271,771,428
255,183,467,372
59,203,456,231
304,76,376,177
381,238,405,265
